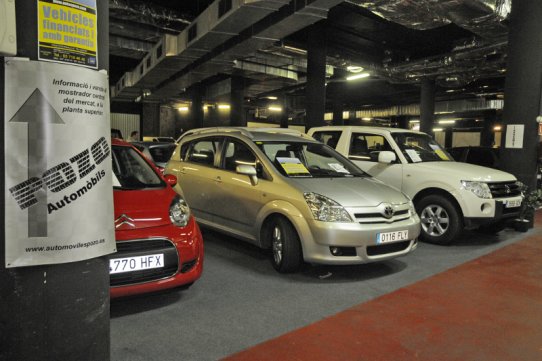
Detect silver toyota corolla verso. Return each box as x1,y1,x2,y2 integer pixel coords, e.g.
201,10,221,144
166,127,420,273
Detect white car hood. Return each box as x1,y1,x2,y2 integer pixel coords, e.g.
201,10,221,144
289,176,408,207
409,161,516,182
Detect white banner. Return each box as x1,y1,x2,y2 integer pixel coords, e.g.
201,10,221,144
4,58,115,267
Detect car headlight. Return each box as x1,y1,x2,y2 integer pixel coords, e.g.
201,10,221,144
304,192,353,222
170,195,191,227
461,180,492,199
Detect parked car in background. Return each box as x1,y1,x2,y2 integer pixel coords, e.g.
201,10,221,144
142,136,177,143
166,127,420,273
132,141,177,174
450,145,542,198
447,146,500,170
308,126,523,245
111,128,123,139
110,139,203,298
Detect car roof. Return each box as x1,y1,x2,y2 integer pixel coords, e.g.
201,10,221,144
132,141,177,147
310,125,425,135
180,127,316,143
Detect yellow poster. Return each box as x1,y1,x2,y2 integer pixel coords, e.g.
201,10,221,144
37,0,98,68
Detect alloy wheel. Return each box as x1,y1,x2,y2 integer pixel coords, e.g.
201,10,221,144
420,204,450,236
272,225,283,266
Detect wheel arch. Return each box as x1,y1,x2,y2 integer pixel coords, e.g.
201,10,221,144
412,187,464,220
255,200,308,252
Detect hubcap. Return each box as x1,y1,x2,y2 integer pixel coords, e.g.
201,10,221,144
420,204,450,237
272,225,283,265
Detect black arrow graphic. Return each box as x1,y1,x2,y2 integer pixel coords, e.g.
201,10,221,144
9,88,65,237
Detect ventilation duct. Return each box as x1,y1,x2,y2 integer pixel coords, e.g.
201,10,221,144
380,39,507,87
348,0,511,40
355,98,504,118
133,0,343,101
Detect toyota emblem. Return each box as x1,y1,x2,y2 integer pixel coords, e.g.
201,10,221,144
383,205,394,219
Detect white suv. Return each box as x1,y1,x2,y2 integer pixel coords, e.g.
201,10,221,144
308,126,523,245
166,127,420,272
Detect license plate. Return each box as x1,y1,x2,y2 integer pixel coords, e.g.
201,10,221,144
376,230,409,244
109,254,164,274
505,198,522,208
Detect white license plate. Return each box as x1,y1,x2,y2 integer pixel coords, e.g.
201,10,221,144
505,198,522,208
376,230,409,244
109,254,164,274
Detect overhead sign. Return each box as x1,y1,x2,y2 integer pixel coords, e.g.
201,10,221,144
4,58,115,268
37,0,98,68
505,124,524,149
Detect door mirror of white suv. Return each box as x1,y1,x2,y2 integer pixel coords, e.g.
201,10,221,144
237,164,259,186
378,151,396,164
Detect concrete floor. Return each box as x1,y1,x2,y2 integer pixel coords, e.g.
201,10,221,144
110,223,534,361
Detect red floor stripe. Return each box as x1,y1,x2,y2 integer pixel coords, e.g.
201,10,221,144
224,216,542,361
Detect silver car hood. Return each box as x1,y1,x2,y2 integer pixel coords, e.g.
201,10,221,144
289,176,408,207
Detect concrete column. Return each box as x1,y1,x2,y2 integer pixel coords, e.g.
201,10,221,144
230,76,246,127
305,24,327,131
190,86,204,129
500,0,542,192
0,1,110,360
420,78,436,135
160,105,176,138
141,102,160,137
396,116,409,129
330,69,346,126
480,111,496,147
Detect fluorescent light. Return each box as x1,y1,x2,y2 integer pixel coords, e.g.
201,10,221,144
438,120,456,124
362,117,372,121
218,104,230,110
266,96,278,100
346,72,370,81
433,128,444,132
284,45,307,54
347,65,364,73
409,120,420,123
177,106,189,112
268,106,282,112
494,125,502,131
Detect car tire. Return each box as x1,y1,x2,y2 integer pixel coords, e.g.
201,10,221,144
268,216,302,273
416,194,462,245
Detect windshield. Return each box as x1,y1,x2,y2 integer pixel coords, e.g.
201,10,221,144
257,141,367,178
391,132,453,163
112,145,165,189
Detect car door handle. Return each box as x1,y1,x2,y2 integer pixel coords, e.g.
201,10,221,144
214,176,222,183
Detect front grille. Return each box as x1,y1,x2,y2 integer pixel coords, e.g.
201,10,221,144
354,209,410,224
367,240,410,256
110,238,179,287
488,181,521,198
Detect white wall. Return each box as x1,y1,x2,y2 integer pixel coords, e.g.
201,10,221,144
111,113,140,140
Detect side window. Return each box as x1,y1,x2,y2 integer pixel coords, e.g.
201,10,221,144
312,131,342,149
349,133,393,162
186,138,220,166
222,139,266,179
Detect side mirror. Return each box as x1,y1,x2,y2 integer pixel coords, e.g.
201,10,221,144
164,174,178,187
236,164,258,186
378,151,396,164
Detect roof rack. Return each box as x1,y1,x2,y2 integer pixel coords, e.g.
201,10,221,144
178,126,309,141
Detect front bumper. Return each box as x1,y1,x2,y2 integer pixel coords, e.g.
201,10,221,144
297,216,421,265
464,199,522,228
110,216,204,298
